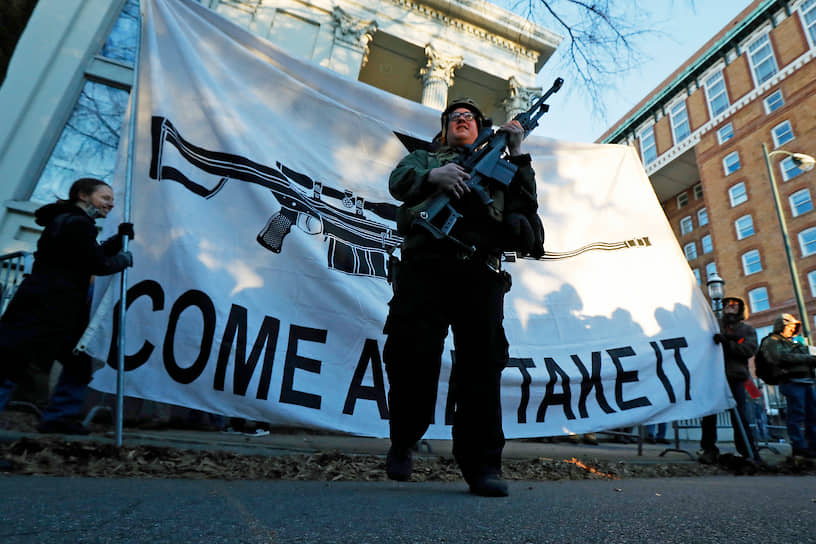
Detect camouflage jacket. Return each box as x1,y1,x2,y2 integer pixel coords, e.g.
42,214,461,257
389,147,538,254
759,333,816,382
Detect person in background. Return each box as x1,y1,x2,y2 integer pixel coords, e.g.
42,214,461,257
646,423,670,444
699,296,760,464
758,313,816,458
0,178,133,435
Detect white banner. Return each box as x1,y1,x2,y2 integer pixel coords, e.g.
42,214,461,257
86,0,732,437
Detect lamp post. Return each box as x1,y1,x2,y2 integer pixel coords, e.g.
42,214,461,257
707,272,725,319
762,145,816,342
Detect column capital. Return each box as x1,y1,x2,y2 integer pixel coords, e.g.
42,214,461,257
501,76,541,120
420,44,463,88
331,7,377,53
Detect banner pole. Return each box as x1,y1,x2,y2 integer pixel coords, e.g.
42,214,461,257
115,1,143,448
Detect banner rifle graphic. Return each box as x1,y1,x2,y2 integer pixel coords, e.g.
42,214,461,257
150,116,401,278
149,116,652,279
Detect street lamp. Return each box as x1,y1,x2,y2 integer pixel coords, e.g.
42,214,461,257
762,145,816,342
707,272,725,319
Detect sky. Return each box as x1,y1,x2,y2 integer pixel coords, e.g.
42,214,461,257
521,0,755,143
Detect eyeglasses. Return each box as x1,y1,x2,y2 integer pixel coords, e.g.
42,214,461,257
448,111,475,123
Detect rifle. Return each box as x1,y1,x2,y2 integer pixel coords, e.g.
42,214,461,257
149,116,402,279
408,77,564,250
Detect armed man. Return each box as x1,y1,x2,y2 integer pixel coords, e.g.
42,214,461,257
382,97,545,497
699,296,760,465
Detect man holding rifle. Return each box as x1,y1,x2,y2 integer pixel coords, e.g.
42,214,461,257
383,97,545,497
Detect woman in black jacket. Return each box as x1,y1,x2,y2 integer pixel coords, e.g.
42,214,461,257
0,178,133,434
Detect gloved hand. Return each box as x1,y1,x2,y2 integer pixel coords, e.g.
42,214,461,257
713,333,726,344
118,222,135,240
505,212,545,258
120,250,133,268
506,212,534,252
527,213,545,258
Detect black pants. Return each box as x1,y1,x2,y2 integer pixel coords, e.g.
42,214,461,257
700,378,757,459
383,252,509,482
0,279,93,392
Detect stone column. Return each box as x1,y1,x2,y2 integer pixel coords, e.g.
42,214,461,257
327,7,377,78
419,45,463,111
501,76,541,122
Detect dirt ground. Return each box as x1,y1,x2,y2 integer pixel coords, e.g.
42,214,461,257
2,411,815,481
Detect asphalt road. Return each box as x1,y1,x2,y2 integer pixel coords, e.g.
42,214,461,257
2,476,815,543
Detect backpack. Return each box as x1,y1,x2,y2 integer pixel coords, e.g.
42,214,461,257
754,337,786,385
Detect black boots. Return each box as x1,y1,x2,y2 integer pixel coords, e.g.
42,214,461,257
468,471,509,497
386,444,509,497
385,446,413,481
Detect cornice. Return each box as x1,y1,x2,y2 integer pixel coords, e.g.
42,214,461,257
390,0,560,70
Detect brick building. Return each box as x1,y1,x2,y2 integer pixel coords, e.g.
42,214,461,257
600,0,816,340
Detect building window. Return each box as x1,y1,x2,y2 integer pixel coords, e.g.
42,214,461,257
735,215,755,239
701,234,713,254
694,183,704,199
781,156,805,181
698,208,709,226
30,83,130,203
799,227,816,256
677,193,689,209
29,1,138,203
772,120,794,147
639,125,657,165
747,33,778,85
742,249,762,275
706,261,717,279
100,0,140,64
729,182,747,207
723,152,741,175
801,0,816,47
704,70,729,117
717,123,734,144
267,11,320,61
809,269,816,297
763,90,784,113
790,189,814,217
680,216,693,235
684,242,697,261
670,100,690,143
693,268,701,285
748,287,770,313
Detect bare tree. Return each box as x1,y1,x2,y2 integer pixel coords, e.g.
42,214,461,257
31,83,129,202
511,0,684,118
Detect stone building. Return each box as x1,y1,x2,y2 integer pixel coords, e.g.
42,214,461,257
601,0,816,340
0,0,560,254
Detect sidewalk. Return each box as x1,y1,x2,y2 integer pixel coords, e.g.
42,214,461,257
0,422,794,466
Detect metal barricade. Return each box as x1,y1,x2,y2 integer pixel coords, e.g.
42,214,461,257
756,382,787,449
0,251,33,317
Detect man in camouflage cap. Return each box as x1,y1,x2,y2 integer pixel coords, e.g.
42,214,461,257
758,313,816,458
382,97,543,497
